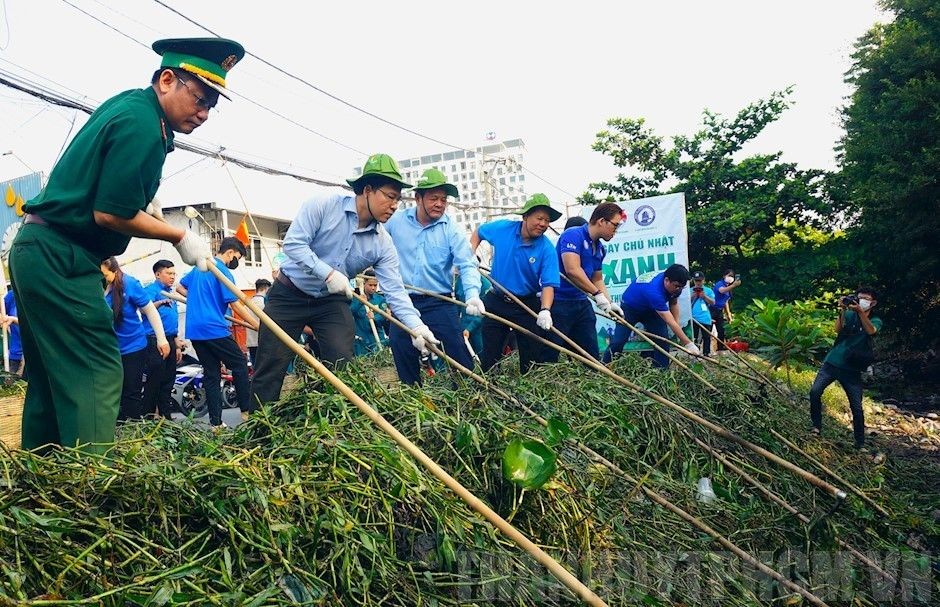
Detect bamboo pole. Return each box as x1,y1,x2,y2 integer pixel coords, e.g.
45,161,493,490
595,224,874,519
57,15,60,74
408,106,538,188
205,261,609,607
399,286,847,500
219,157,275,269
356,291,833,607
690,435,897,584
691,318,789,398
160,290,255,331
770,429,889,517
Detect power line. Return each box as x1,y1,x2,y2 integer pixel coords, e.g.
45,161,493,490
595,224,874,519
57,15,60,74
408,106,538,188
0,67,348,188
57,0,367,156
150,0,580,200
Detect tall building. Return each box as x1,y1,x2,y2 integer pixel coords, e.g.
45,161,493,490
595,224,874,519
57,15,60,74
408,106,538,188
353,138,528,234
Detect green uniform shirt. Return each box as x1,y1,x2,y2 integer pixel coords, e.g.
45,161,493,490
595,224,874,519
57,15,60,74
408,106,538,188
824,310,881,372
24,87,174,258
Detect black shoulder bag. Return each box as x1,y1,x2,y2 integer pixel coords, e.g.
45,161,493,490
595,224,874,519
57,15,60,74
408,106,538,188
834,315,875,370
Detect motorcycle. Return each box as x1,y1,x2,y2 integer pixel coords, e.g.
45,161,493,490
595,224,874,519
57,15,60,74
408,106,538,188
170,360,241,418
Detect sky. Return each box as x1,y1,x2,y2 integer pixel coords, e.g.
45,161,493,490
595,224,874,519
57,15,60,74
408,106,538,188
0,0,887,220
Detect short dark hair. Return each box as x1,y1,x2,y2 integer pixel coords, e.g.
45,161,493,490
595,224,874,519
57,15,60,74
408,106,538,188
589,202,623,224
723,268,735,277
219,236,247,256
564,216,587,230
255,279,272,290
153,259,174,274
362,268,376,278
352,175,400,196
664,264,690,283
858,286,879,300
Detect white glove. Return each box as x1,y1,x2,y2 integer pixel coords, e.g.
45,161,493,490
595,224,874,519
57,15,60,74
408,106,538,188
410,324,440,354
174,230,210,271
325,270,353,299
464,296,486,317
683,342,701,356
536,309,553,331
609,302,623,316
594,292,612,313
145,198,164,220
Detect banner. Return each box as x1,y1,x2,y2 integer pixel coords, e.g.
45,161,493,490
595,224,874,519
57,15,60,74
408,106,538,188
581,193,690,352
1,172,42,257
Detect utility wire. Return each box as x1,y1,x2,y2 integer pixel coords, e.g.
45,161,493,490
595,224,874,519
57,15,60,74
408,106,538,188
0,68,348,188
151,0,580,200
57,0,367,156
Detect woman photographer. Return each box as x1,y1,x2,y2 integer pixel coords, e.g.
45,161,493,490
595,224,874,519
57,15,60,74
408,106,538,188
709,269,741,352
809,287,881,451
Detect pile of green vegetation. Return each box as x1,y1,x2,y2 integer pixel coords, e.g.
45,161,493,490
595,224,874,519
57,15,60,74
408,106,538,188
0,352,935,606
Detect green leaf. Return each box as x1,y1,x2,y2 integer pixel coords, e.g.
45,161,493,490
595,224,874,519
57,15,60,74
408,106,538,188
502,438,558,489
545,417,572,446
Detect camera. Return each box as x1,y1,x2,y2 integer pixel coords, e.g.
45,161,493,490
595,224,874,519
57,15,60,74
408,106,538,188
693,286,704,293
734,274,741,280
840,295,859,307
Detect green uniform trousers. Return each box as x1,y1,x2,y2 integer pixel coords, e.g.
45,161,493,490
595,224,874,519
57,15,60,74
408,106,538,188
9,223,123,453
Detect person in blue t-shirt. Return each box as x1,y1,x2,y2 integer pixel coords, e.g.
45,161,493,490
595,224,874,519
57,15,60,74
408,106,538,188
140,259,182,419
178,237,258,429
2,289,24,375
551,202,625,361
101,257,169,421
470,193,562,374
689,271,716,356
603,264,699,367
709,268,741,351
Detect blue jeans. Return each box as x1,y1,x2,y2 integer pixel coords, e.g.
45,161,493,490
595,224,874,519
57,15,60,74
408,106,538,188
809,362,865,448
602,306,671,368
548,298,600,361
389,295,473,386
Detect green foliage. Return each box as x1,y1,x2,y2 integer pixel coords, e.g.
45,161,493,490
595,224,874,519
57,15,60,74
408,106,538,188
840,0,940,346
731,298,834,369
582,89,848,271
501,438,558,489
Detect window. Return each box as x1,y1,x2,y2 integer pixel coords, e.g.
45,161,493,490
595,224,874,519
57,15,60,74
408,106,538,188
451,164,457,172
499,177,506,185
519,174,525,182
460,161,467,170
243,238,263,267
510,175,516,183
469,172,476,180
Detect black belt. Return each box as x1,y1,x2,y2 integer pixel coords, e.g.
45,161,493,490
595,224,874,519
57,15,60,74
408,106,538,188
409,293,450,300
23,213,49,226
277,272,314,298
487,290,537,304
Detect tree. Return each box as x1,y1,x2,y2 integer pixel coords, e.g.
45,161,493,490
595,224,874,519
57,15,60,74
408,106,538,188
582,89,847,272
840,0,940,345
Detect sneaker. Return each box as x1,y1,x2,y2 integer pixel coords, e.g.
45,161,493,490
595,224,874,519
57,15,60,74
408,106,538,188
240,411,250,422
212,422,228,433
810,427,821,436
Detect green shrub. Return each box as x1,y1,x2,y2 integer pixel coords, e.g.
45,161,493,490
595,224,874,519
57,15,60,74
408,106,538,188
730,298,834,372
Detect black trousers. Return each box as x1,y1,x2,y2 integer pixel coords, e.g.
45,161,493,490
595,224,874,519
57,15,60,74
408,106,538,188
191,336,250,426
693,320,713,356
710,307,727,350
141,335,177,419
117,347,147,422
480,291,551,374
389,295,473,386
250,279,354,407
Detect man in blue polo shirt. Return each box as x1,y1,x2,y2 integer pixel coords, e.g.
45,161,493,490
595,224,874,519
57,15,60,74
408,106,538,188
470,193,562,374
385,169,483,384
551,202,625,361
141,259,182,419
603,264,699,367
177,237,258,429
2,289,23,376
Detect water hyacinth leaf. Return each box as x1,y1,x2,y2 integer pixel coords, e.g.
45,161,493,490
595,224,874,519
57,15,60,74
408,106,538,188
502,438,557,489
545,417,572,446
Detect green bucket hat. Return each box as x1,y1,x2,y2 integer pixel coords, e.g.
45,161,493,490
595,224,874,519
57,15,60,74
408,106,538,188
153,37,245,100
413,168,459,199
346,153,413,190
515,193,562,222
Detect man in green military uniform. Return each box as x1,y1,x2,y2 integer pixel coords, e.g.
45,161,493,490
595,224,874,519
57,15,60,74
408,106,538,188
10,37,244,452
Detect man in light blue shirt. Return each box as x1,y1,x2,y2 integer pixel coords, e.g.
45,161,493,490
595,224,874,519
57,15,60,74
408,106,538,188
385,169,483,384
250,154,438,405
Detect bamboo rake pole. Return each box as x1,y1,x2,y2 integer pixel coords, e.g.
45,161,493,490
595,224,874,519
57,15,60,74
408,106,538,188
770,429,889,517
691,435,896,584
691,318,789,398
356,292,833,607
161,290,256,331
400,285,847,500
205,261,609,607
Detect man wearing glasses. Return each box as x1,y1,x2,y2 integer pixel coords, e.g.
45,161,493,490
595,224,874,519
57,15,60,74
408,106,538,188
249,155,438,408
10,37,243,452
550,202,625,361
603,264,700,367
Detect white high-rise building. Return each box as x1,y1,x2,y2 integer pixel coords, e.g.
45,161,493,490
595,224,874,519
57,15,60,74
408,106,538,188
353,138,528,235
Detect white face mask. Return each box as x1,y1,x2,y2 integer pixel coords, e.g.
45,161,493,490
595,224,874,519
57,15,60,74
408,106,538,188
858,299,872,311
725,276,734,284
